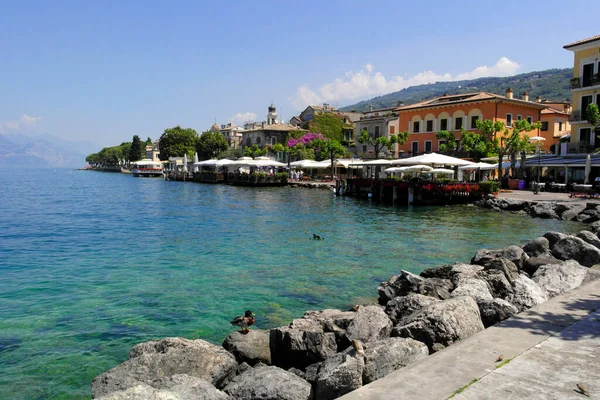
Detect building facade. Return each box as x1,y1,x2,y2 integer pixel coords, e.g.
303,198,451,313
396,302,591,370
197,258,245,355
354,107,399,158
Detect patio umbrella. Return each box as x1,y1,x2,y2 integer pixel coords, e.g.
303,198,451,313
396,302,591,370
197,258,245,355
585,154,591,184
193,152,199,172
183,153,188,172
458,162,496,171
401,165,434,172
431,168,455,175
392,152,475,167
384,167,403,173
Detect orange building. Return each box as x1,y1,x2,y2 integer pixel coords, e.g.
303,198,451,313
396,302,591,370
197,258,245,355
395,89,552,156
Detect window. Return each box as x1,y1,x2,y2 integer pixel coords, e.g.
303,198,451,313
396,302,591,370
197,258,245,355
454,117,463,130
411,142,419,154
455,139,461,150
389,125,395,134
362,145,367,152
440,118,448,131
526,116,533,124
375,126,380,137
271,136,277,145
256,137,261,144
582,63,594,87
246,138,252,146
580,128,592,144
597,93,600,105
425,141,432,153
517,115,522,121
470,115,479,129
426,120,433,132
541,121,549,131
438,140,447,151
413,121,420,133
506,114,513,127
558,122,563,131
582,95,593,119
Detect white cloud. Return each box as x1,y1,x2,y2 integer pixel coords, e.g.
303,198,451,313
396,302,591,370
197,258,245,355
290,58,521,108
229,112,257,125
2,114,42,131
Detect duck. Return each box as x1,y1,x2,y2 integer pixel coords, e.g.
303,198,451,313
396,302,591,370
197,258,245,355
312,234,324,240
231,310,255,333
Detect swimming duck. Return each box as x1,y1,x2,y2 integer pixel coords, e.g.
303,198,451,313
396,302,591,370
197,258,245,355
231,310,255,333
312,234,324,240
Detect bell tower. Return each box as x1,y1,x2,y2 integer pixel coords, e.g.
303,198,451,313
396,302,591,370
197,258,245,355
267,103,277,125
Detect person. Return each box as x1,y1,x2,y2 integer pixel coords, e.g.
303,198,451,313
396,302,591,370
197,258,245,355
482,175,488,182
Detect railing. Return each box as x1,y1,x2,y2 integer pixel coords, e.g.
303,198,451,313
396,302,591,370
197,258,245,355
570,74,600,89
570,109,584,122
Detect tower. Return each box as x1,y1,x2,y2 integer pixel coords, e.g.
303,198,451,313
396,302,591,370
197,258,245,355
267,103,277,125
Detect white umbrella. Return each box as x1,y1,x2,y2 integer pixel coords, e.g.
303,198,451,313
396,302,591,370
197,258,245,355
183,153,188,172
392,152,475,167
431,168,455,175
359,159,395,165
458,162,496,171
400,165,434,172
384,167,403,173
585,154,591,184
303,160,331,169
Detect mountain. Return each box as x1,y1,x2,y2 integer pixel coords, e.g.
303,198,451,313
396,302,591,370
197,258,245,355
340,68,572,112
0,133,97,168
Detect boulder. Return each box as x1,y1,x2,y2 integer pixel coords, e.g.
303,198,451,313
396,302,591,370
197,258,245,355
378,271,452,304
560,204,586,221
392,296,484,352
301,309,357,351
385,293,440,325
521,255,562,276
223,366,312,400
551,236,600,267
576,230,600,249
303,362,321,385
269,320,337,369
583,266,600,285
477,269,513,299
419,263,482,281
522,237,550,258
450,278,493,303
532,260,588,297
478,299,519,328
345,305,393,343
471,245,528,269
314,347,365,400
543,231,568,247
92,338,237,398
222,329,270,366
482,257,520,285
588,221,600,233
577,205,600,223
362,338,429,384
508,275,549,312
530,202,559,219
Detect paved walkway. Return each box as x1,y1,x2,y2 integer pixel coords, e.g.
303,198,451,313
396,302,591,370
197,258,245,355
498,189,600,205
341,279,600,400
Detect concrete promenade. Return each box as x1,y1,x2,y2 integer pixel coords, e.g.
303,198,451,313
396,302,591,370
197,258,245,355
341,279,600,400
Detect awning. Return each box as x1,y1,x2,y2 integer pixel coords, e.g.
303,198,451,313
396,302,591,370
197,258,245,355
524,155,600,168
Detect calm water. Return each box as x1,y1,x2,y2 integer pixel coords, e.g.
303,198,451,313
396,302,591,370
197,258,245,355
0,169,581,399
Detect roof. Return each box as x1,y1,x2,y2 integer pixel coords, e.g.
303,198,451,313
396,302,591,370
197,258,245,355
243,123,300,133
541,107,570,116
337,111,363,123
563,34,600,49
524,154,600,168
397,91,548,112
309,105,338,111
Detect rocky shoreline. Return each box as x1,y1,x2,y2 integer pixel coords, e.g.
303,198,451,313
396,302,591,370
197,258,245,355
92,222,600,400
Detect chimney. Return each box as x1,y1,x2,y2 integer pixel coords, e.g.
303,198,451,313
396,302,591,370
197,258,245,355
505,88,513,99
323,103,328,111
522,92,529,102
261,122,265,128
536,95,542,103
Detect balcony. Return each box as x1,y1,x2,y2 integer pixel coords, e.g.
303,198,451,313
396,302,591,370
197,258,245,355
570,74,600,89
570,109,588,123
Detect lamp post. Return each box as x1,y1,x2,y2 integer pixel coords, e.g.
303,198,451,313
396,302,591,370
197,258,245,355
529,136,546,194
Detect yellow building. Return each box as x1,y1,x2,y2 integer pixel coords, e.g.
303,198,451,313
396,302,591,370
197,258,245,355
564,34,600,152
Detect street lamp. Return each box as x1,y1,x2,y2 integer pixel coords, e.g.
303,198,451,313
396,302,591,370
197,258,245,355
529,136,546,194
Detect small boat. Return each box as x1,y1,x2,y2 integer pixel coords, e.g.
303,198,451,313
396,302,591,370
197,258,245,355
131,159,164,178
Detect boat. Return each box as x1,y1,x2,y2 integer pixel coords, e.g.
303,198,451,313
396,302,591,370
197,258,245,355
131,159,164,178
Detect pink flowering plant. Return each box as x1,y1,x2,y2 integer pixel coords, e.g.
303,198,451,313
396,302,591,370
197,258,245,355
287,132,327,147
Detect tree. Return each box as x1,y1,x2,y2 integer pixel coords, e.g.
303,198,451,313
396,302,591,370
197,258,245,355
586,103,600,128
357,129,408,158
311,139,347,178
243,144,267,158
309,113,345,141
196,131,229,160
129,135,144,162
495,119,541,179
435,130,457,154
461,129,495,161
158,126,198,161
145,137,153,145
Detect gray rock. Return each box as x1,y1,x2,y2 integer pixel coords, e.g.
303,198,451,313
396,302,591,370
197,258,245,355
419,263,482,281
583,267,600,285
269,321,337,369
392,296,484,352
522,237,550,258
315,347,365,400
301,309,357,351
385,293,440,325
95,384,178,400
477,269,513,299
522,255,562,276
508,275,549,312
92,338,237,398
222,329,270,366
532,260,588,297
478,299,519,328
588,221,600,233
551,236,600,267
450,278,493,303
223,366,312,400
345,305,393,343
471,245,528,269
378,271,452,304
543,231,568,248
560,204,586,221
577,207,600,223
530,202,559,219
304,362,321,384
577,230,600,249
483,257,520,285
362,338,429,384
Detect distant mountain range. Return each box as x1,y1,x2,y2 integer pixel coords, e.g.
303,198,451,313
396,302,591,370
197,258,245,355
340,68,572,112
0,133,98,168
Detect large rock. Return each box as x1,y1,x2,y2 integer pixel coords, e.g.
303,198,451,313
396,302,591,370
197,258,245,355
588,221,600,233
478,299,519,328
551,236,600,267
560,204,586,221
385,293,440,325
222,329,270,366
482,257,520,285
471,245,528,269
522,255,562,276
314,347,365,400
362,338,428,384
543,231,568,248
532,260,588,297
269,319,337,369
522,237,550,258
577,204,600,223
530,202,559,219
419,263,482,281
223,366,312,400
508,275,549,312
576,230,600,249
392,296,484,352
345,305,393,343
97,375,229,400
450,277,493,303
378,271,452,304
477,269,513,299
92,338,237,398
301,309,357,351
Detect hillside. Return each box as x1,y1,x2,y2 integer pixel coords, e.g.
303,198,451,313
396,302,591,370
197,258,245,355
340,68,572,112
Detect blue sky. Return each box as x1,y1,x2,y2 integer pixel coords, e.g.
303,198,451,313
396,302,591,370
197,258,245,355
0,0,598,148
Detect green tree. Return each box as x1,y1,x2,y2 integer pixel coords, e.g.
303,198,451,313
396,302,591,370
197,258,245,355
311,139,347,178
145,137,153,145
461,128,495,161
158,126,198,161
243,144,267,158
586,103,600,128
357,129,408,158
196,131,229,160
495,119,540,179
435,130,457,153
129,135,144,162
309,113,344,141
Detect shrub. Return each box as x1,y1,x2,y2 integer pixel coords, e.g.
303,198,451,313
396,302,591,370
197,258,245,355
479,181,500,195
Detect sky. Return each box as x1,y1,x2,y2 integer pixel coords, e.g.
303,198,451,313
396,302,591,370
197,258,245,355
0,0,599,148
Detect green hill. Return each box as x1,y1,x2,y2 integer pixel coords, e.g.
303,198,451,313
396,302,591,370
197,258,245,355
340,68,572,112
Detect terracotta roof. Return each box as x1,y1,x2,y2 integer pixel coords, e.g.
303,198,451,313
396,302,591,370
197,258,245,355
397,91,547,112
244,123,300,132
564,34,600,49
541,107,570,116
310,105,338,111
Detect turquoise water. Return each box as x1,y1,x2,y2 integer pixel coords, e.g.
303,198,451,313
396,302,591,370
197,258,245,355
0,169,582,399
